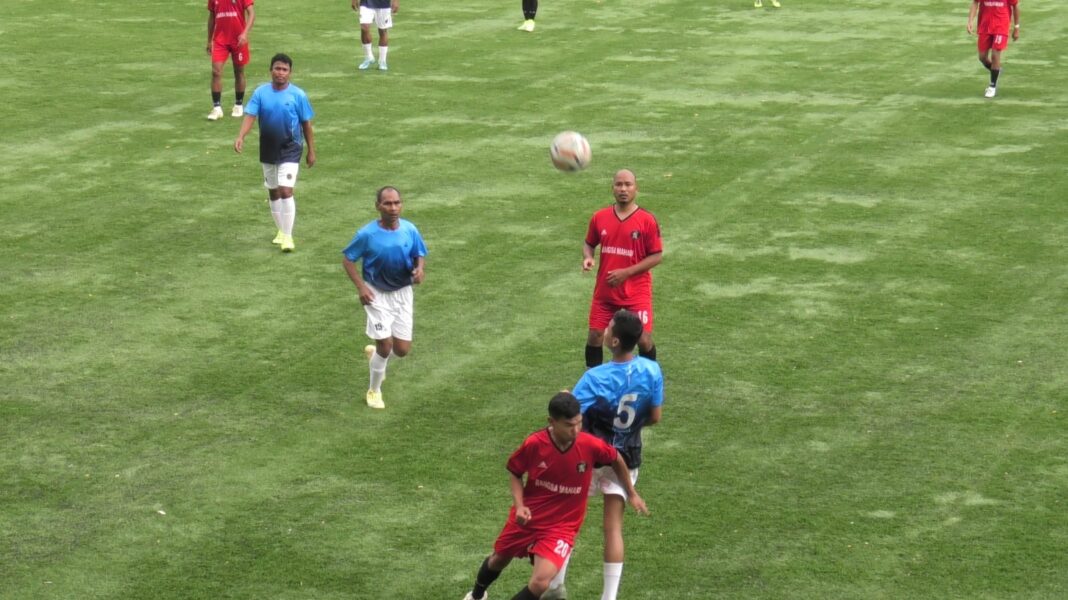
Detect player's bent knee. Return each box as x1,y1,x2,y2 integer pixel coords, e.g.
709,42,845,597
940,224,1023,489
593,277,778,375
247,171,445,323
486,553,510,571
527,577,552,595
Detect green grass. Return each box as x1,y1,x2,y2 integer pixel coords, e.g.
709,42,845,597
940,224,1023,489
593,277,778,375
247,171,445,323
3,0,1068,598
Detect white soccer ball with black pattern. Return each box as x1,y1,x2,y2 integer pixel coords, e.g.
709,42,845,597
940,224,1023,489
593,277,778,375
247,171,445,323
550,131,591,172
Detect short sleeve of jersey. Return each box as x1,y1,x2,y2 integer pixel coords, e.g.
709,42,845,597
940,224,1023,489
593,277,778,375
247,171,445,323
585,209,605,248
246,84,264,117
341,228,368,262
586,432,618,468
506,435,535,477
295,88,314,123
409,223,429,259
642,211,663,255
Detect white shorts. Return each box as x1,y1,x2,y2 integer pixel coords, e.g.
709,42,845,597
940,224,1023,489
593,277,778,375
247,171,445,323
363,283,414,341
359,6,393,29
261,162,300,190
589,465,639,499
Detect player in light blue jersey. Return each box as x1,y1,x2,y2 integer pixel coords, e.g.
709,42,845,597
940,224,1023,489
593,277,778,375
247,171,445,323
342,186,427,409
546,309,664,600
234,53,316,252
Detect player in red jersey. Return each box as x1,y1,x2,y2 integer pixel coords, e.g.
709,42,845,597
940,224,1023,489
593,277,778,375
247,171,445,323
461,392,648,600
582,169,663,368
206,0,256,120
967,0,1020,98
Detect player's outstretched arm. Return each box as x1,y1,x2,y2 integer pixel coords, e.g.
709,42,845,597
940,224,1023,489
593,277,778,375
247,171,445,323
610,454,649,515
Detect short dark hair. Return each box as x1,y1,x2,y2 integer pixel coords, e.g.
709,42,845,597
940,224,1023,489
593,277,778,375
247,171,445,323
376,186,401,203
270,53,293,69
548,391,580,420
611,309,643,353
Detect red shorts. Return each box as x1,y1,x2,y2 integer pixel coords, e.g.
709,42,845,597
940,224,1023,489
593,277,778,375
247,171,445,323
212,41,250,66
493,521,574,570
978,32,1009,53
588,298,654,333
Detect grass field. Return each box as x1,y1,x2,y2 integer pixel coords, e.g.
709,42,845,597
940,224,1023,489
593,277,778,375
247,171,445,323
4,0,1068,598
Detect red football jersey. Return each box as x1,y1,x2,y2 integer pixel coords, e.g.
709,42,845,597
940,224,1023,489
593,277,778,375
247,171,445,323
585,206,663,305
977,0,1017,35
506,429,618,535
208,0,253,44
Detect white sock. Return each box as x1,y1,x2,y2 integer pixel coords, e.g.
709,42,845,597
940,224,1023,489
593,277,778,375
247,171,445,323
378,45,388,63
362,43,373,60
369,352,389,392
547,554,570,590
602,562,623,600
280,197,296,236
269,199,283,230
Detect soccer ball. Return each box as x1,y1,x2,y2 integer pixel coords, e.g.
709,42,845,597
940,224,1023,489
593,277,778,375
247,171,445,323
550,131,591,172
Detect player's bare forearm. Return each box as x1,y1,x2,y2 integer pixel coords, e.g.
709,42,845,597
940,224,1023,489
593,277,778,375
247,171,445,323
243,6,255,36
606,252,661,286
509,474,530,524
582,243,596,271
234,116,256,153
412,257,426,284
609,454,632,488
632,251,662,276
647,405,662,426
610,455,649,514
302,121,316,167
343,259,376,304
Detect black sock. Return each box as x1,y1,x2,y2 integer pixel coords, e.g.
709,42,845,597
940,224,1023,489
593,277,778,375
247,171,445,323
509,587,540,600
990,69,1000,86
979,57,992,71
585,345,603,369
235,91,245,105
639,344,657,362
471,557,502,599
522,0,537,19
211,91,221,106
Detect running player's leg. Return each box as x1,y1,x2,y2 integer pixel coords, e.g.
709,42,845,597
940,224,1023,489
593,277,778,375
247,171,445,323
359,7,375,69
376,10,393,70
596,467,638,600
231,45,249,115
601,494,627,600
208,46,227,120
275,165,300,251
627,300,656,361
586,301,615,368
263,164,285,243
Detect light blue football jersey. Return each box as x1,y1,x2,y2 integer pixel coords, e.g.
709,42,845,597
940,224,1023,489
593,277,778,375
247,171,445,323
342,219,427,292
573,357,664,468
